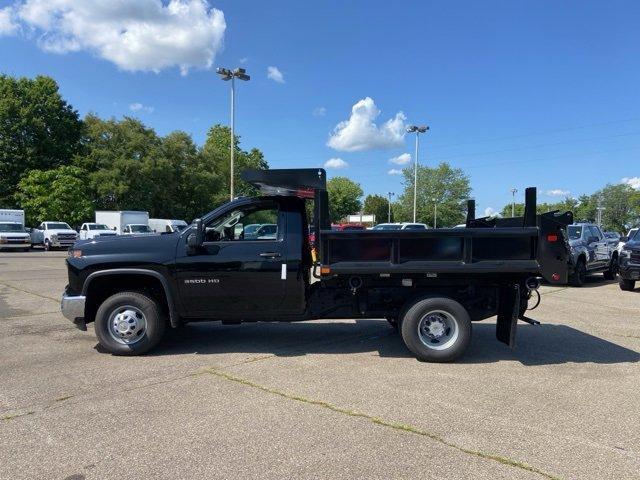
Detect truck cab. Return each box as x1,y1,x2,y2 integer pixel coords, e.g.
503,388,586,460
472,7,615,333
79,223,118,240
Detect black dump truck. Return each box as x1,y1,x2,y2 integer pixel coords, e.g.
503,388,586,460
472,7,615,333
61,169,572,362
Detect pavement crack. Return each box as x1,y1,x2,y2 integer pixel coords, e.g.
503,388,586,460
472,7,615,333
0,280,60,302
199,367,561,480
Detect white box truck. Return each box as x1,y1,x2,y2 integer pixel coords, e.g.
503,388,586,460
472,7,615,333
148,218,188,233
95,211,151,235
0,209,31,251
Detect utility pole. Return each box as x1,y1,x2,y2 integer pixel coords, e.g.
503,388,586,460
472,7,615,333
596,197,605,227
387,192,395,222
510,188,518,217
433,197,437,228
406,125,429,223
217,67,250,201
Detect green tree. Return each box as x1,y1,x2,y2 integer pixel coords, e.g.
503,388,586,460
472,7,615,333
326,177,363,223
0,75,83,206
201,125,268,207
396,162,471,227
363,194,392,223
15,165,93,227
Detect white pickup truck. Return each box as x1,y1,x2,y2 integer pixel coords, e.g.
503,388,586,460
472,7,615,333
30,221,78,250
78,223,118,240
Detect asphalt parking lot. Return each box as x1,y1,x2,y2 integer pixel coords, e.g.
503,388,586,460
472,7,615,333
0,251,639,480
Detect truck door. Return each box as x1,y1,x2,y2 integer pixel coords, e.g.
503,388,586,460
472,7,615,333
590,226,609,266
174,200,287,319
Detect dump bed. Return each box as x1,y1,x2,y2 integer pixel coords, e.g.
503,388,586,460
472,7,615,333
320,210,572,284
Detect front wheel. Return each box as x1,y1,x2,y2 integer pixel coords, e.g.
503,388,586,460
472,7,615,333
94,291,166,355
619,279,636,291
44,239,51,251
400,297,471,363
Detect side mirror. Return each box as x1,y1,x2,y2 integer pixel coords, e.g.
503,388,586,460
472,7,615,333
187,218,204,251
588,236,598,244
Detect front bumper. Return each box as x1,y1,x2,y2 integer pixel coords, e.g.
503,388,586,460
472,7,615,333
51,240,76,248
0,242,31,249
61,289,87,330
619,255,640,280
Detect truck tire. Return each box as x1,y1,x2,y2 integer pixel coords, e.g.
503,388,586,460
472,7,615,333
44,239,51,251
619,279,636,291
400,297,471,363
603,255,618,280
570,258,586,287
94,291,166,356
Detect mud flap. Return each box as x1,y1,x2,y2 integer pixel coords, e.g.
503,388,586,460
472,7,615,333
496,284,520,348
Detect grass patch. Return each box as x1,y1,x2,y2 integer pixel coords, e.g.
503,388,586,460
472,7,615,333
1,411,34,421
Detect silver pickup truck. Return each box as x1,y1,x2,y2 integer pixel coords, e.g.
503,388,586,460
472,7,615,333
567,223,618,286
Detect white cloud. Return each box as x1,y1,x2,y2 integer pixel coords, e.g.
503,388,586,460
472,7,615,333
546,189,570,197
0,7,18,35
4,0,226,74
484,207,500,217
239,57,248,64
312,106,326,117
129,102,154,113
327,97,407,152
267,66,284,83
388,168,403,175
389,153,411,165
324,158,348,169
621,177,640,190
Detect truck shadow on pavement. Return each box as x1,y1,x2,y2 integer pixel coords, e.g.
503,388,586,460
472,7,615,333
152,320,640,366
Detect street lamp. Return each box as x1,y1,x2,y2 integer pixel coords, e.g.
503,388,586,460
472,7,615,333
510,188,518,217
387,192,395,222
432,196,437,228
406,125,429,223
217,67,250,201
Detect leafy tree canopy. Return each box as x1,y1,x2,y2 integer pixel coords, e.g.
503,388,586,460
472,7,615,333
363,194,392,223
327,177,363,223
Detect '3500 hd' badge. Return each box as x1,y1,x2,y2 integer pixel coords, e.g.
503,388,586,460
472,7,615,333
184,278,220,284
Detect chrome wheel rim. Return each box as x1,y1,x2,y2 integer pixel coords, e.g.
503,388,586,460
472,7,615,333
417,310,459,350
107,305,147,345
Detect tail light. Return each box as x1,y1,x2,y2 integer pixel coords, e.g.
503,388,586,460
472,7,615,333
547,234,558,242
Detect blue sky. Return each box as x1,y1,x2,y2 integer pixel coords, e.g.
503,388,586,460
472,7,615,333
1,0,638,216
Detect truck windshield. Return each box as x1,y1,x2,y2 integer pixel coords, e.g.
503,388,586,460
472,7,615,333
0,223,23,232
47,223,71,230
129,225,152,233
567,226,583,240
89,224,110,230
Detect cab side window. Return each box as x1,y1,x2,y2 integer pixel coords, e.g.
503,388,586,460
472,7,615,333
204,204,279,242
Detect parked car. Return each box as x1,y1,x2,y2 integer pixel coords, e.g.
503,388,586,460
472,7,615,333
0,209,31,251
372,222,428,230
567,223,618,286
148,218,188,234
243,223,265,240
619,231,640,291
30,221,78,250
95,210,149,235
255,223,277,240
331,223,366,231
79,223,118,240
122,224,154,235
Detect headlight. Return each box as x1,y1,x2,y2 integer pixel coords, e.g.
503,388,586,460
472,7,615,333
68,249,82,258
0,236,6,244
51,234,58,240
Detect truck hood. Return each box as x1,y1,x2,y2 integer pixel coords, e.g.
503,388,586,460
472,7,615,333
74,231,178,257
48,229,77,235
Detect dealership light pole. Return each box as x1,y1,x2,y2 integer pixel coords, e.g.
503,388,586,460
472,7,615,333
510,188,518,217
433,197,437,228
217,67,250,201
406,125,429,222
387,191,395,222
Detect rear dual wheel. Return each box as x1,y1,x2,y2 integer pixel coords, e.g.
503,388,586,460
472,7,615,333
400,297,471,363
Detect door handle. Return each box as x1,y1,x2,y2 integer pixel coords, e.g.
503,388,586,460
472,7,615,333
259,252,281,258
